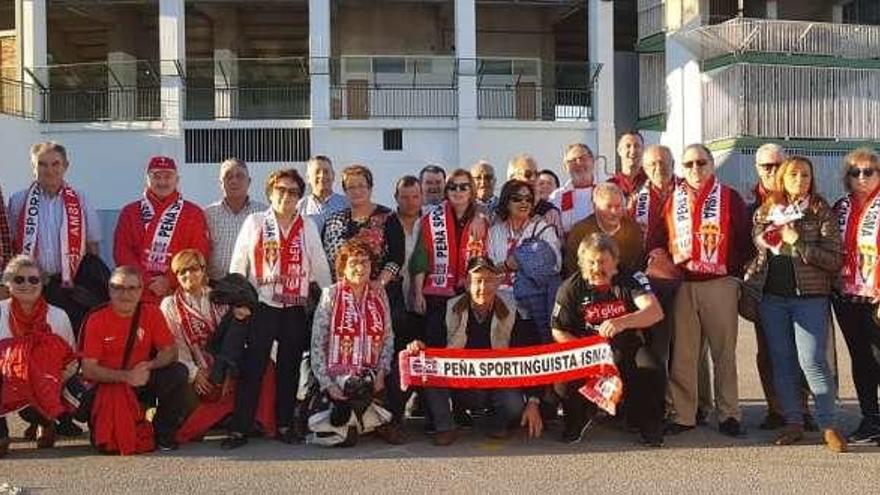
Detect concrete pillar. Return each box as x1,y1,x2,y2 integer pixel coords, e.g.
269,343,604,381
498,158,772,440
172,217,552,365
589,0,615,180
455,0,477,168
20,0,46,120
214,9,239,120
662,1,704,168
159,0,185,132
310,0,331,152
108,10,138,121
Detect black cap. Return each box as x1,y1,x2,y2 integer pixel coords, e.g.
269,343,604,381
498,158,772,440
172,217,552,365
467,256,498,274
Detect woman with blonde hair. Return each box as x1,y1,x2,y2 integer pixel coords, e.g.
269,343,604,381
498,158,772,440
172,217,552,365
746,156,845,452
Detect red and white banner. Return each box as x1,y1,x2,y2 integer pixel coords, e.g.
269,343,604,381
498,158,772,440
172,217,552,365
400,336,622,408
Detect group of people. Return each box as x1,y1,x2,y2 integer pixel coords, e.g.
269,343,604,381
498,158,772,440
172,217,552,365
1,134,879,457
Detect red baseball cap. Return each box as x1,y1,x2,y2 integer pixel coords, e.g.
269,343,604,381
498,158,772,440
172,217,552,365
147,156,177,172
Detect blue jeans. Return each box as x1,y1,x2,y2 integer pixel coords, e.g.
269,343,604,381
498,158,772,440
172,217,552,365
424,388,524,433
759,294,837,428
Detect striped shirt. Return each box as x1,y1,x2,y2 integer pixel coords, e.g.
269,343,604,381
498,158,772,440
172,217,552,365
204,197,267,280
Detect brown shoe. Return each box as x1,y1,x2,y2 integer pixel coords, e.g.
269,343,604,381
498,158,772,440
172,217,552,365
824,428,848,453
36,423,56,449
433,429,460,446
374,424,405,445
0,437,10,458
773,424,804,446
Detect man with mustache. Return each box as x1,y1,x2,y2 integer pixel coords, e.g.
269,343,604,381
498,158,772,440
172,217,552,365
550,143,596,237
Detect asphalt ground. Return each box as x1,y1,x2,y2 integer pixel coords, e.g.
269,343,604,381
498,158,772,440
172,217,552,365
2,319,880,494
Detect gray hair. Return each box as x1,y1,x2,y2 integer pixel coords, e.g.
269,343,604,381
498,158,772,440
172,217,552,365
219,157,248,179
577,233,620,262
110,265,143,284
755,143,785,159
30,141,68,163
683,143,714,165
507,153,538,180
2,255,47,286
643,144,674,166
592,182,624,204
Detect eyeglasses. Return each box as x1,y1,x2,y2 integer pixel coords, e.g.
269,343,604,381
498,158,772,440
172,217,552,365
757,162,780,173
176,265,204,276
109,283,143,292
446,182,472,192
273,185,301,197
682,159,710,169
848,167,878,179
11,275,41,286
510,193,534,204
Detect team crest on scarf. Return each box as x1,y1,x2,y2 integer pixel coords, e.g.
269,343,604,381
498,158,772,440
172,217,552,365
669,179,730,275
254,210,307,305
838,192,880,297
328,283,387,377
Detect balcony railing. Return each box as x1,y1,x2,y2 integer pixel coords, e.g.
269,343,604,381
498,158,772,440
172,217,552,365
638,52,665,119
0,77,37,119
637,0,665,41
330,84,457,119
477,86,592,121
42,86,161,123
675,17,880,61
185,85,310,120
702,62,880,142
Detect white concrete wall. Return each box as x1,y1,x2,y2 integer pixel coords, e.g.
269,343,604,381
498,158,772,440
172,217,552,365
0,115,40,194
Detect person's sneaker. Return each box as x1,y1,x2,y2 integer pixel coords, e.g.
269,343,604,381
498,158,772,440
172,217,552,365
773,424,804,446
664,422,695,435
374,424,405,445
823,428,848,453
156,436,179,451
23,423,37,441
0,437,10,458
56,417,84,437
847,418,880,444
453,410,474,429
561,418,595,445
337,426,359,447
36,423,56,449
433,429,460,446
719,417,746,437
220,432,248,450
276,427,303,445
640,430,665,448
802,413,819,433
423,421,437,435
759,412,785,430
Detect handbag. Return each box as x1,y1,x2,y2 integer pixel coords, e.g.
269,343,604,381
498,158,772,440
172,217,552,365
64,303,142,422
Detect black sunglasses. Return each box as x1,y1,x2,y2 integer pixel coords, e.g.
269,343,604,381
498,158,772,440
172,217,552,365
446,182,472,192
682,159,710,169
12,275,41,286
510,193,534,204
848,167,878,179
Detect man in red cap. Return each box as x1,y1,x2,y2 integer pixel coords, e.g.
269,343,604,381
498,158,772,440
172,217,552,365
113,156,210,303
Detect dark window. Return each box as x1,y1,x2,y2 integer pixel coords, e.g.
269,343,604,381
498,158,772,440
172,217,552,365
184,128,310,163
383,129,403,151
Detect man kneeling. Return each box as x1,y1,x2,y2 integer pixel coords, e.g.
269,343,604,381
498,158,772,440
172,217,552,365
552,233,666,446
81,266,189,454
407,257,544,446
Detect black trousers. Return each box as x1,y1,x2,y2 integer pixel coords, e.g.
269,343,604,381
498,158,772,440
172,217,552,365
137,362,190,438
832,296,880,421
424,294,453,347
231,303,308,433
564,333,666,435
385,310,425,423
44,276,89,337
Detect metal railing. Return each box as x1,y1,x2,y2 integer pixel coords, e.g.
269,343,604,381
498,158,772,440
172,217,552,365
477,86,592,121
185,85,310,120
0,77,37,119
330,84,457,119
41,86,160,123
637,0,665,41
638,52,666,118
675,17,880,61
702,63,880,142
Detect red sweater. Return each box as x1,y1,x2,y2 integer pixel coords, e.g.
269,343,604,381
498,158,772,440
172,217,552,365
113,191,211,302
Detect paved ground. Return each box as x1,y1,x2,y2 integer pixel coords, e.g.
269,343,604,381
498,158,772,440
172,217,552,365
2,319,880,494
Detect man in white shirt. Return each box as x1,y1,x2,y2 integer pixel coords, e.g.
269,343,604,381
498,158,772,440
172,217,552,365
550,143,596,237
297,155,350,233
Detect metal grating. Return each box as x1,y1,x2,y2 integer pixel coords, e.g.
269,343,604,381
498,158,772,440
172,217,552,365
185,128,310,164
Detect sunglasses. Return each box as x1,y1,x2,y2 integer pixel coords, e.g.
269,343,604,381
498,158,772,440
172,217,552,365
273,185,301,197
176,265,204,275
682,159,710,169
446,182,472,192
510,193,534,204
848,167,878,179
11,275,41,286
109,283,143,292
758,162,780,172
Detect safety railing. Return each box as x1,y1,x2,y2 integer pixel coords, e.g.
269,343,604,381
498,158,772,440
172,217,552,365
185,84,310,120
638,52,666,119
637,0,665,41
41,86,161,123
477,86,593,121
0,77,37,119
330,84,457,119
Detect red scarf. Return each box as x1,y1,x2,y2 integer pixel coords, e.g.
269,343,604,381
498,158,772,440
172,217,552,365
139,190,185,274
173,292,219,369
15,182,85,286
421,202,486,296
328,283,387,377
611,170,647,197
667,177,732,275
254,212,307,305
837,188,880,298
9,297,52,338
